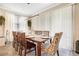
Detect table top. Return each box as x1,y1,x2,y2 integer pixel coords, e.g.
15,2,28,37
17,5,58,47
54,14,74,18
26,35,50,43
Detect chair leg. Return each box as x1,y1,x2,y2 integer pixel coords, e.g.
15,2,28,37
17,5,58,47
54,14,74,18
20,49,22,56
18,47,20,55
19,46,22,56
16,44,18,51
24,48,26,56
15,43,18,51
13,41,15,48
50,38,52,43
35,47,36,55
15,43,17,51
57,50,59,56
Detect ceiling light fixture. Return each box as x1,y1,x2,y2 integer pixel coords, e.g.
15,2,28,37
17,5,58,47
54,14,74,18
27,3,30,5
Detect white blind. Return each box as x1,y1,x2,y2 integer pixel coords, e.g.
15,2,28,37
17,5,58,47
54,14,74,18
31,5,73,50
50,6,73,50
19,17,26,32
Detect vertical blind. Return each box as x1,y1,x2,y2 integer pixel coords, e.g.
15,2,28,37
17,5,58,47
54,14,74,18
12,16,26,32
31,5,73,50
50,6,73,50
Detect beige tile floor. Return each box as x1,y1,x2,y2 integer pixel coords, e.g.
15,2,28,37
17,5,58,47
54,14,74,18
0,42,79,56
0,43,18,56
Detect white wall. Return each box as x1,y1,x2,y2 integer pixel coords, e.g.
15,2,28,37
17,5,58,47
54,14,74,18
0,9,5,46
0,9,5,36
73,4,79,50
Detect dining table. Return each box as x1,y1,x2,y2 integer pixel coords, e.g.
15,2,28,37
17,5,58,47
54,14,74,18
26,35,51,56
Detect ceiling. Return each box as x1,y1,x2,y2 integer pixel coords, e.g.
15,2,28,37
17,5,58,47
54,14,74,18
0,3,60,16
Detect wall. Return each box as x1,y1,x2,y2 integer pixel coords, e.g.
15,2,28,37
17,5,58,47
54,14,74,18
73,4,79,50
0,9,5,46
0,9,5,36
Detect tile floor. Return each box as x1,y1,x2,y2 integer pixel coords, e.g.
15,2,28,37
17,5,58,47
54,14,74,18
0,42,79,56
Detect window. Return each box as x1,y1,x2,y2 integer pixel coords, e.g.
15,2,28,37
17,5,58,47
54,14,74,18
12,16,26,32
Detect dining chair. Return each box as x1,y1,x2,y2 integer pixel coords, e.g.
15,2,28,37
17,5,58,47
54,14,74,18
12,31,17,48
12,31,20,51
16,32,21,51
18,32,36,56
42,32,63,56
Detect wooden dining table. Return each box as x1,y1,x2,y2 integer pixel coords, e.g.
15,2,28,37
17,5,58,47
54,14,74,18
26,35,51,56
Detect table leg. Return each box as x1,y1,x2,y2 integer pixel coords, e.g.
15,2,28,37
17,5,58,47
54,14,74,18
36,42,42,56
50,38,52,43
57,49,59,56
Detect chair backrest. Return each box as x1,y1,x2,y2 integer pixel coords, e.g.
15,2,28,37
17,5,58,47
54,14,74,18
12,31,17,40
46,32,63,55
34,31,49,37
17,32,21,42
19,32,26,45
